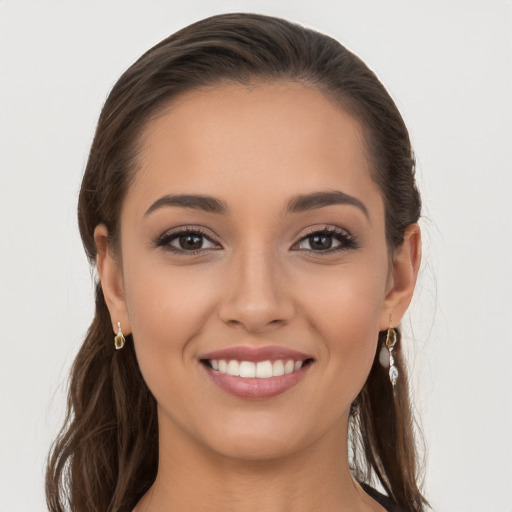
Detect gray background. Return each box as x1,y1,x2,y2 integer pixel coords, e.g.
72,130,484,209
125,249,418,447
1,1,511,510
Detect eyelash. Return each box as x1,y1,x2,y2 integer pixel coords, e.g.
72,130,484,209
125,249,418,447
155,225,359,256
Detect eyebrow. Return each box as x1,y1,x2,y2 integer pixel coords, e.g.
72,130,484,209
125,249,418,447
285,190,369,219
144,190,369,219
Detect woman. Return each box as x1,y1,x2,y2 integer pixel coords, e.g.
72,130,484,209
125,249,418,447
46,13,427,512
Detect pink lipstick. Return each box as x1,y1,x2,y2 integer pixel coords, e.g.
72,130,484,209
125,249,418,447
200,346,314,399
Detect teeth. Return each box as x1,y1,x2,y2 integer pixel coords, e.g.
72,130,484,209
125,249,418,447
226,360,239,376
256,360,272,378
211,359,306,378
239,361,256,378
272,360,285,376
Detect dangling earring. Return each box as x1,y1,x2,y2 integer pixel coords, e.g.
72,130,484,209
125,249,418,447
114,322,125,350
385,326,398,386
379,325,398,386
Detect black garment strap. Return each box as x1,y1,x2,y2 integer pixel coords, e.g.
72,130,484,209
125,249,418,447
360,483,407,512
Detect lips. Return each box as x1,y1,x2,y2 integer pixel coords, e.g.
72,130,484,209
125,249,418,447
199,346,314,399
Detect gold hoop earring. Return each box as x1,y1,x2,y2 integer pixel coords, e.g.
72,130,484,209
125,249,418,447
114,322,125,350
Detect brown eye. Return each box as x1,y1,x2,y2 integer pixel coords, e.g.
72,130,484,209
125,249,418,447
178,233,204,250
294,227,358,254
156,228,219,255
307,233,336,251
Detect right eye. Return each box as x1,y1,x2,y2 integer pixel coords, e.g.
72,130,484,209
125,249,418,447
156,228,220,255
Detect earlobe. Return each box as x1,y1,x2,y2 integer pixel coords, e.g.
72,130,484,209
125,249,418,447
379,223,422,330
94,224,131,335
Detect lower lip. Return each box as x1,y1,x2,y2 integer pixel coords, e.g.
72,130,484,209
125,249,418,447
203,363,311,399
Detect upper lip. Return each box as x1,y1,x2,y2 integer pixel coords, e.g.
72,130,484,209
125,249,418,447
199,346,313,363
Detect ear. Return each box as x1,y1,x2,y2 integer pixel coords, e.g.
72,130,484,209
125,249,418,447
379,223,422,330
94,224,131,335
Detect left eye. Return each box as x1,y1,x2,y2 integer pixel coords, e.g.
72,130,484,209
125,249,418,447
294,228,355,252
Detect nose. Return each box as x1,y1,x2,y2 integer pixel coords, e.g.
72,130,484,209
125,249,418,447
217,244,295,333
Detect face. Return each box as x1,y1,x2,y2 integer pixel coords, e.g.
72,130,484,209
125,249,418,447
97,82,418,462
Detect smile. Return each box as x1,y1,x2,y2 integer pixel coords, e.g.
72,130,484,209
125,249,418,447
207,359,305,378
199,346,314,399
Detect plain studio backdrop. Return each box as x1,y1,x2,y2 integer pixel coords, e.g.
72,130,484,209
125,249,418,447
1,1,511,511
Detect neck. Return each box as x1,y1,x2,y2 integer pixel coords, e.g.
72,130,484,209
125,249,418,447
135,411,382,512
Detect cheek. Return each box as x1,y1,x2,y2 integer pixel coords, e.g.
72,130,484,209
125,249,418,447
122,261,223,428
302,258,387,332
122,259,221,382
298,261,387,385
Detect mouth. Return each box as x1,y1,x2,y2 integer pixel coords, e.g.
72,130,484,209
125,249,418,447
201,358,314,378
199,346,314,399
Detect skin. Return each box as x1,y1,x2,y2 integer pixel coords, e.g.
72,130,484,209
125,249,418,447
95,82,421,512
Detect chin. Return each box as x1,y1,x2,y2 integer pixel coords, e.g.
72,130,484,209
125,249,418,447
209,432,304,462
196,412,323,463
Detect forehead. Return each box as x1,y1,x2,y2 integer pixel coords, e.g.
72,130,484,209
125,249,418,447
127,82,382,220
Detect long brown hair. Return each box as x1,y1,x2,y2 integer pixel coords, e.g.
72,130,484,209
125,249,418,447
46,13,427,512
